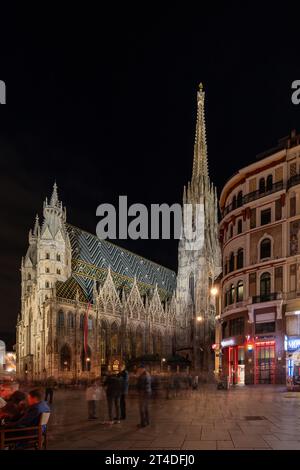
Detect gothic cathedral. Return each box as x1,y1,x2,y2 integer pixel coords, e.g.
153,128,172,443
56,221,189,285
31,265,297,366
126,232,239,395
16,85,221,382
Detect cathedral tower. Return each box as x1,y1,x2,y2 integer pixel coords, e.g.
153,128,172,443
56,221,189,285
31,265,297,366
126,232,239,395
176,84,221,371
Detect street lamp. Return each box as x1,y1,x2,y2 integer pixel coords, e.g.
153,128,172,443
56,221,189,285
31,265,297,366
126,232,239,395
197,316,203,322
210,286,218,296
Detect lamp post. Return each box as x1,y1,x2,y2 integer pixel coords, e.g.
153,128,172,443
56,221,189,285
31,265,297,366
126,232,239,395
86,357,91,382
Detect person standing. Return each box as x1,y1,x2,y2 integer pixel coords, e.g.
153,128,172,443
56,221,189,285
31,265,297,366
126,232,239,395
44,376,56,404
86,380,101,420
137,364,151,428
103,373,122,424
118,366,129,420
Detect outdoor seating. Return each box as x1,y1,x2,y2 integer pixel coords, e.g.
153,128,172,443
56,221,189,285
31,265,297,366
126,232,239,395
0,412,50,450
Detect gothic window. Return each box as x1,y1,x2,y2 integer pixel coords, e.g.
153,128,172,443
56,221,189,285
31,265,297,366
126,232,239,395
260,272,271,297
28,273,31,280
57,269,61,275
266,174,273,191
189,273,195,303
88,316,93,330
229,284,235,305
229,252,234,272
57,310,64,331
79,314,84,329
60,344,71,371
237,249,244,269
232,195,237,210
259,178,265,194
46,267,50,273
237,191,243,208
237,219,242,234
27,286,31,293
45,281,50,288
68,312,74,329
260,238,271,260
46,253,50,260
56,254,61,261
237,281,244,302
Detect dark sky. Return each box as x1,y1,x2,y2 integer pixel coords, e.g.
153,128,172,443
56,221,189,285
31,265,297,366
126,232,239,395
1,4,300,333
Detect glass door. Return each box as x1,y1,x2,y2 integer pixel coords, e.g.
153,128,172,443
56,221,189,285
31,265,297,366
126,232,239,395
255,342,275,384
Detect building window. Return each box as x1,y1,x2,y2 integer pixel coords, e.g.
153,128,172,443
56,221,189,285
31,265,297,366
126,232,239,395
250,208,256,229
229,252,234,272
46,253,50,259
57,310,64,330
232,195,237,210
259,178,265,194
56,254,61,261
237,281,244,302
260,238,271,259
189,273,195,303
80,314,84,330
28,273,31,280
45,281,50,288
237,219,242,234
290,195,296,217
60,344,71,371
260,272,271,297
229,317,244,336
68,312,74,329
88,316,93,330
266,174,273,191
261,208,271,226
230,224,233,238
255,322,275,334
237,191,243,208
275,199,282,221
229,284,235,304
237,249,244,269
57,269,61,275
46,267,50,273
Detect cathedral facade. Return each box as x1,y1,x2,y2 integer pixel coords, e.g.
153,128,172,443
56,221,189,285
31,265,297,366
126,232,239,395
16,85,221,382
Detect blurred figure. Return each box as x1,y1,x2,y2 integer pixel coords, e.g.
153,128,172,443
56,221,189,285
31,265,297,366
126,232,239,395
136,363,151,428
85,380,101,420
44,376,56,404
3,389,49,431
118,366,129,420
103,372,122,424
192,375,199,390
0,390,27,423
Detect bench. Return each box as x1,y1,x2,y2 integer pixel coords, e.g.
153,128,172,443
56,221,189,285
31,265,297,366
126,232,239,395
0,412,50,450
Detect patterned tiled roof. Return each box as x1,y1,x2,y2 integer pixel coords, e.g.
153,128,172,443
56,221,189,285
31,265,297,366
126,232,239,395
58,224,176,303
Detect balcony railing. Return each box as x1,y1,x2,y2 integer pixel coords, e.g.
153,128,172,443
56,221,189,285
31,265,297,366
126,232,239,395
222,180,284,218
252,292,278,304
287,173,300,189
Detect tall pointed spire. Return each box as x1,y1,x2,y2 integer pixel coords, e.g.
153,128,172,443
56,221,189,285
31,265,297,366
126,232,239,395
33,214,40,236
50,181,59,207
192,83,209,185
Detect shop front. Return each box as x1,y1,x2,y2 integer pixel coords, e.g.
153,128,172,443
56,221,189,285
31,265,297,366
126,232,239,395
221,336,246,385
285,336,300,389
254,339,276,384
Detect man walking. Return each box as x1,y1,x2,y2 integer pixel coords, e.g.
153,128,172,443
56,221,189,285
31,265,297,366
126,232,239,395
44,376,56,404
103,372,122,424
86,380,101,420
137,363,151,428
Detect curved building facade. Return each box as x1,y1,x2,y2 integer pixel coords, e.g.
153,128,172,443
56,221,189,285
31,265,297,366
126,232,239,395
218,130,300,385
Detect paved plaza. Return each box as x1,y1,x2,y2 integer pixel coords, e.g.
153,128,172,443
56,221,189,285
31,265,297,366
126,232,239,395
46,385,300,450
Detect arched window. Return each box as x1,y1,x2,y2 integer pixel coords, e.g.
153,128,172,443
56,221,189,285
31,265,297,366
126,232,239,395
189,273,195,303
60,344,71,371
111,323,119,356
57,269,61,275
229,284,235,304
232,195,237,210
237,191,243,207
81,346,91,371
229,252,234,272
259,178,265,194
45,281,50,288
237,248,244,269
68,312,74,329
28,273,31,280
260,272,271,297
46,267,50,273
237,281,244,302
79,314,84,330
224,291,228,307
237,219,243,234
260,238,271,259
46,253,50,260
57,310,64,331
266,174,273,191
56,254,61,262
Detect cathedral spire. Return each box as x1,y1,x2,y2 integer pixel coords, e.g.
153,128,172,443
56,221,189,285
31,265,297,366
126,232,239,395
191,83,209,186
33,214,40,237
50,181,59,207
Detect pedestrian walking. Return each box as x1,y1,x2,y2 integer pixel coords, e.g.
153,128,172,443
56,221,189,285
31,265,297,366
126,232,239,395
118,366,129,420
103,372,122,424
137,363,151,428
44,376,56,404
86,380,101,420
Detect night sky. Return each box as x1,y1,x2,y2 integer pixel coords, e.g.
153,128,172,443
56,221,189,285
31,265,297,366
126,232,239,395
1,4,300,335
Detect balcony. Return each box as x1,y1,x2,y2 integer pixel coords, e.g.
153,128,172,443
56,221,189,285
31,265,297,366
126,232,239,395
287,173,300,189
252,292,279,304
222,180,284,218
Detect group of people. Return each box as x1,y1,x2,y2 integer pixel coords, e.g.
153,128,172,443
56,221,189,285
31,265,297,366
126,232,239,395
0,388,50,430
85,363,152,428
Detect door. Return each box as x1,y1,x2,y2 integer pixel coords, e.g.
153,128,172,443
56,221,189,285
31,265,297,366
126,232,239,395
255,342,275,384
